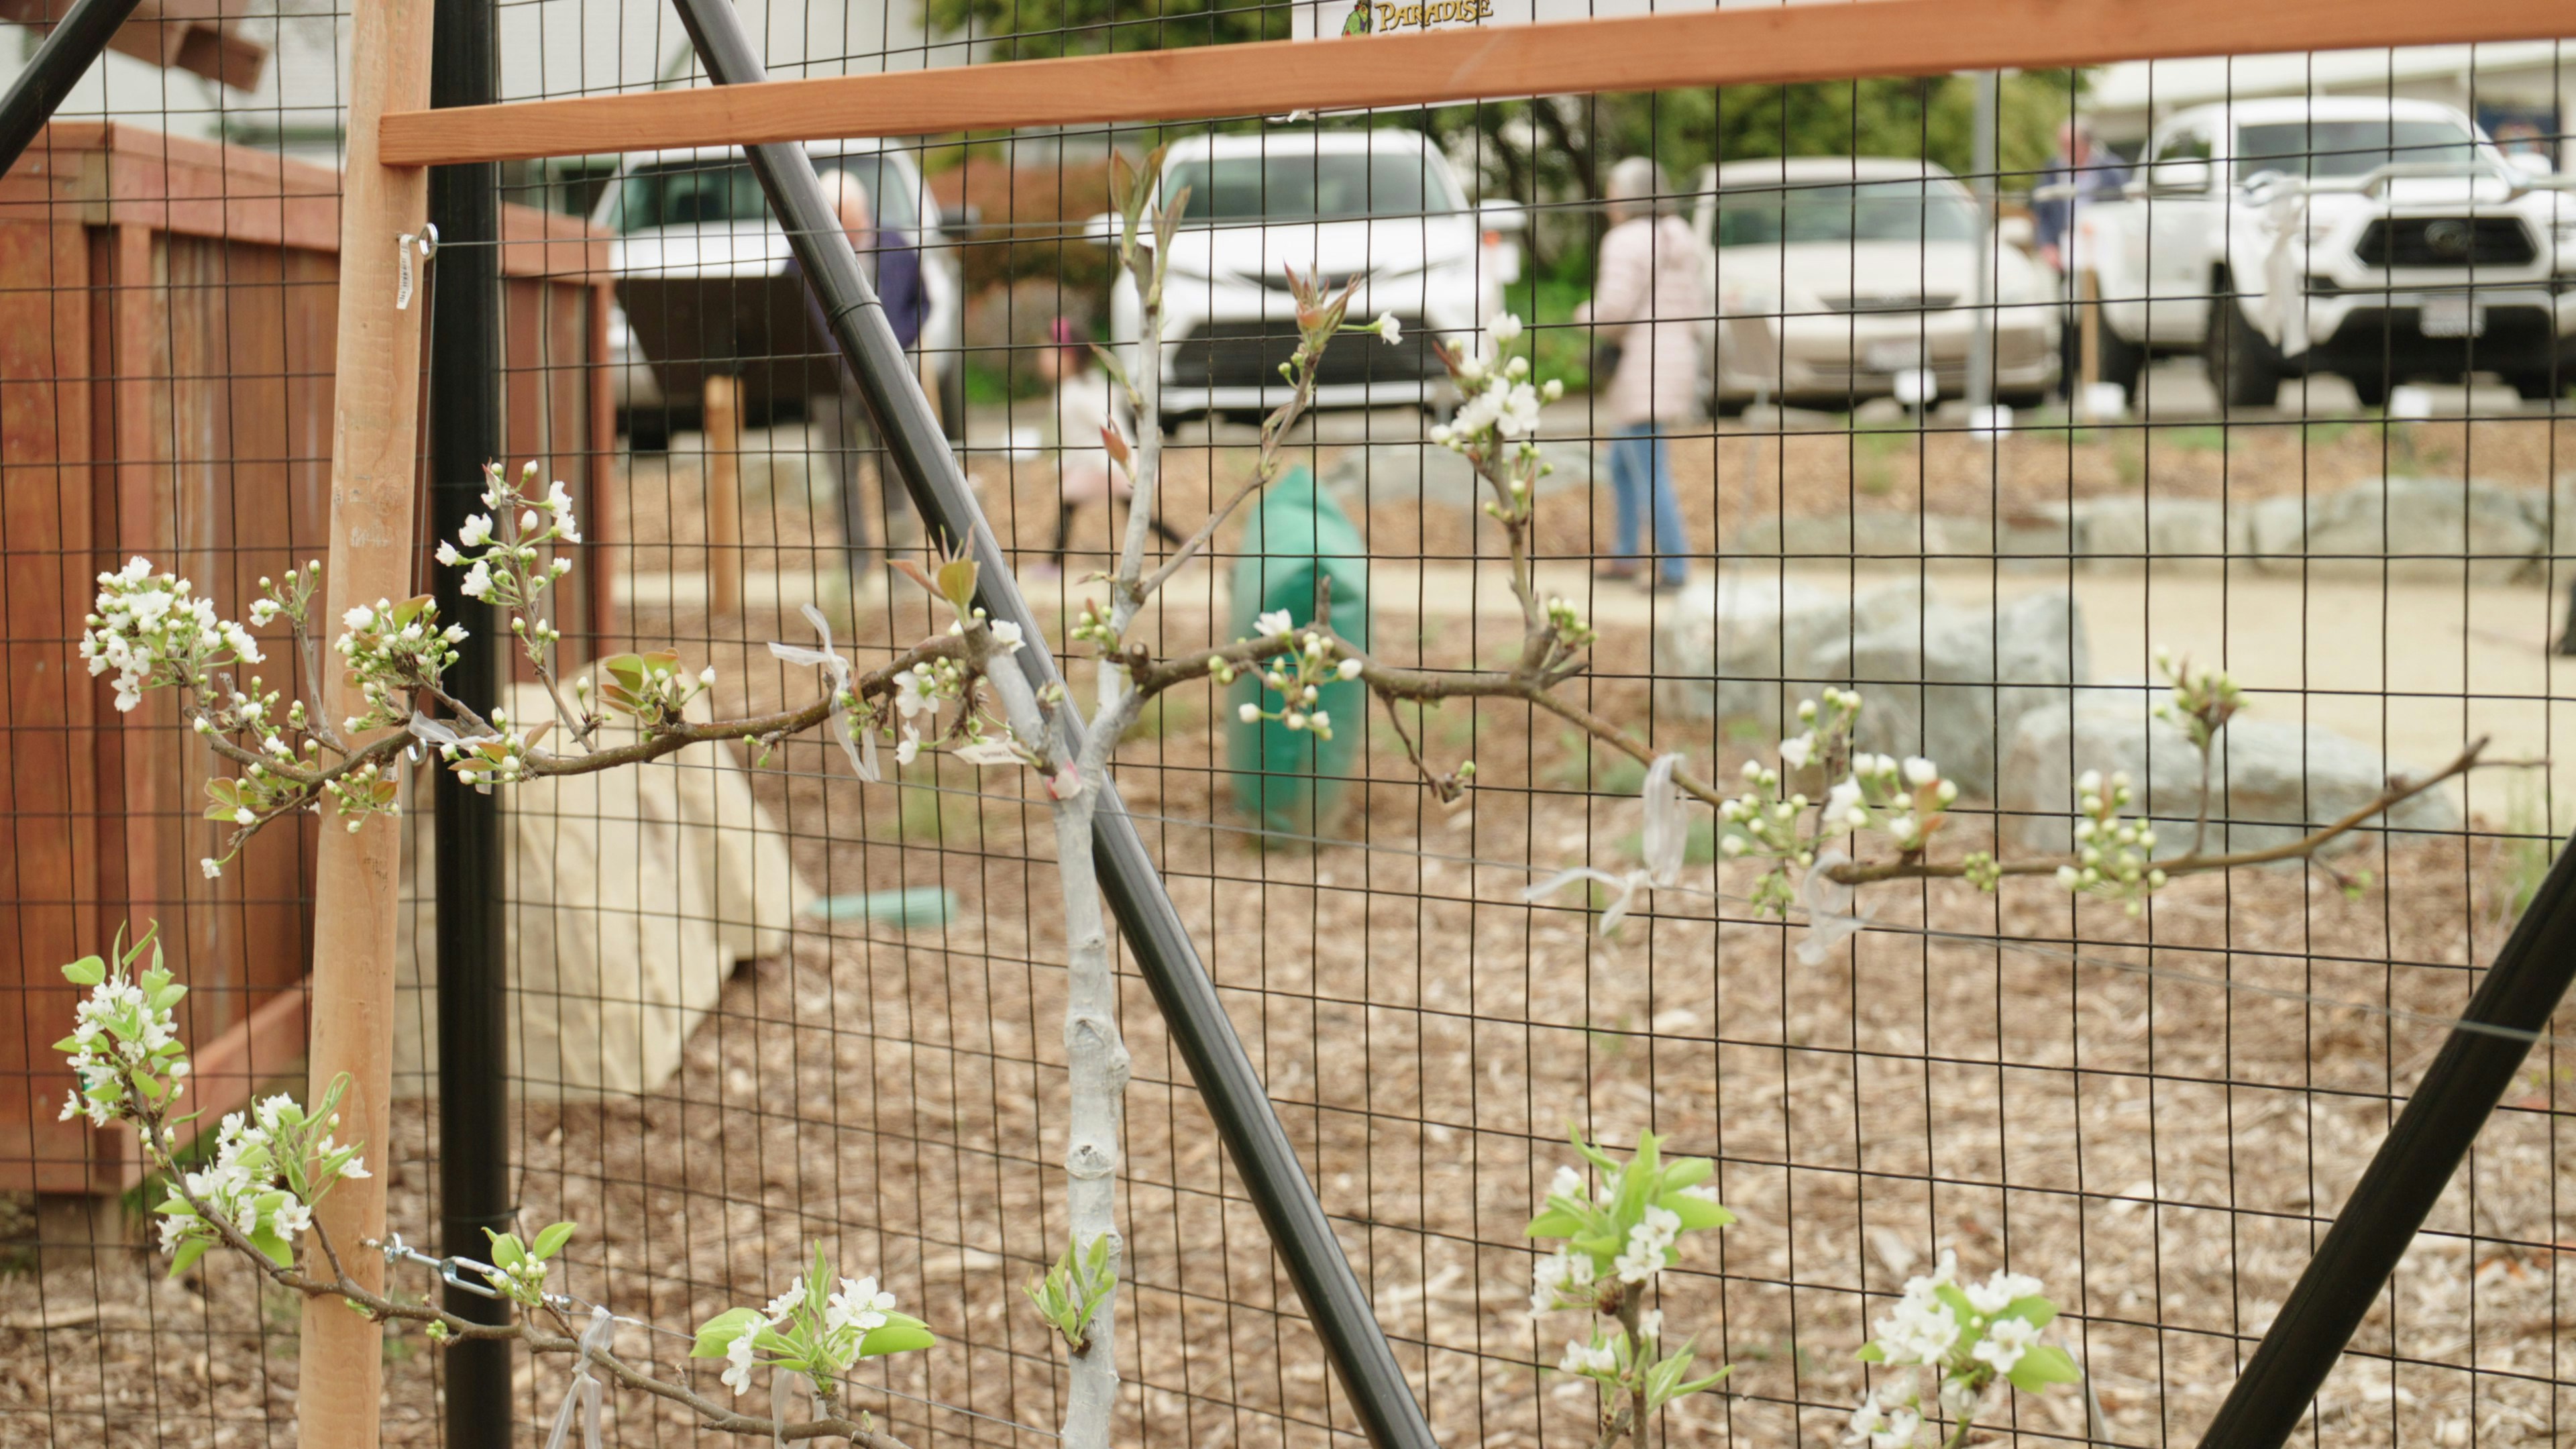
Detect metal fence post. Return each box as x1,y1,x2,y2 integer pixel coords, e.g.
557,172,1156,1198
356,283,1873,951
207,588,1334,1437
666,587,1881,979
0,0,146,176
665,5,1440,1444
427,0,513,1438
2196,828,2576,1449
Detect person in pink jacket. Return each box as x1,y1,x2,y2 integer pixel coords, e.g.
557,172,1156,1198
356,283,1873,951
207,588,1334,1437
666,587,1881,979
1577,156,1709,592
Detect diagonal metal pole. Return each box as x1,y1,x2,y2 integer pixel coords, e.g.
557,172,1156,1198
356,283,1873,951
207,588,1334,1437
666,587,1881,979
664,5,1437,1445
0,0,146,176
2196,826,2576,1449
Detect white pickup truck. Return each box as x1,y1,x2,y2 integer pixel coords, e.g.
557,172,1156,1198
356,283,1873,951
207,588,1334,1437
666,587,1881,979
2078,97,2576,409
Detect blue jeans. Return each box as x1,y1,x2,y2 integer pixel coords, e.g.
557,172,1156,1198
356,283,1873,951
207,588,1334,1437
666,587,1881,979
1609,422,1688,584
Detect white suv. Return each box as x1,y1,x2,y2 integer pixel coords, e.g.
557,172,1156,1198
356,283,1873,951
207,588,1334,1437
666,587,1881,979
594,139,965,441
2082,97,2576,408
1109,129,1520,429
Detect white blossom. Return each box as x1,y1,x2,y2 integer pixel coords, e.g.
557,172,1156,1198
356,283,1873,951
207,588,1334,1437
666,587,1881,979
1256,608,1296,638
721,1327,758,1394
1557,1335,1617,1376
1528,1244,1595,1313
1964,1269,2043,1316
1613,1205,1681,1284
826,1275,896,1334
1970,1313,2038,1374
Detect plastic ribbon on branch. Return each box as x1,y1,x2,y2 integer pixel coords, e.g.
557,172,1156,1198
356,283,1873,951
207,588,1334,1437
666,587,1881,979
1794,849,1871,965
1523,754,1688,935
541,1305,617,1449
769,1368,816,1449
409,711,509,794
768,603,875,782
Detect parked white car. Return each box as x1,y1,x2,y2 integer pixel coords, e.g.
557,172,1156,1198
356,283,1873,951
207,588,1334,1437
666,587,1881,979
594,138,965,442
2080,96,2576,409
1108,129,1521,429
1694,157,2061,412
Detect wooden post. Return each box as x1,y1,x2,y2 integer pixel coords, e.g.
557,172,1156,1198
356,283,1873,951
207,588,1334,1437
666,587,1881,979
300,0,433,1436
703,370,741,616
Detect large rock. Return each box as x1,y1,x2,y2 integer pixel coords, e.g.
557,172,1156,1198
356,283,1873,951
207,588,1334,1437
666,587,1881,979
2000,690,2459,857
1652,576,1922,726
2243,476,2546,581
1800,590,2088,798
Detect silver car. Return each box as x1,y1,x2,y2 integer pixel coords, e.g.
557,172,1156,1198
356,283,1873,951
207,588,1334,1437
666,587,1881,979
1695,157,2060,411
594,138,966,443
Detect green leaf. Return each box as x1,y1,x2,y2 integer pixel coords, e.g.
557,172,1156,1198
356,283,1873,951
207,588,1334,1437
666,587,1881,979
1525,1209,1584,1238
1660,1157,1713,1191
1856,1342,1887,1363
934,557,979,614
2007,1344,2082,1391
1934,1283,1976,1319
859,1317,937,1358
63,956,105,987
1567,1125,1620,1174
249,1228,294,1269
1663,1195,1733,1232
1671,1364,1733,1399
167,1238,213,1277
484,1230,525,1269
691,1307,762,1358
2004,1294,2057,1329
531,1221,577,1261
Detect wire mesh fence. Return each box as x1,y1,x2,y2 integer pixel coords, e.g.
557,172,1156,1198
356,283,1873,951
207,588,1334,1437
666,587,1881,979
1,7,2573,1448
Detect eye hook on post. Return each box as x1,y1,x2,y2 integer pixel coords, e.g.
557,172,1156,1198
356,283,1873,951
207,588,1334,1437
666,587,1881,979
395,223,440,311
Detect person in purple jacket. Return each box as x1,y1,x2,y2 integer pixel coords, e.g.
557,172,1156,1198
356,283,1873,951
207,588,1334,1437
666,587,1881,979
800,168,930,577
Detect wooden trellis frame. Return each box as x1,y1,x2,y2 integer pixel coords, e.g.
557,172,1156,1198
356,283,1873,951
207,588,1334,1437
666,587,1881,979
376,0,2575,166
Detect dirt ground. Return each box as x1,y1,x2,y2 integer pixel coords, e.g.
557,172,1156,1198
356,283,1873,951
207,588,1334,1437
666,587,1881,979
5,429,2573,1448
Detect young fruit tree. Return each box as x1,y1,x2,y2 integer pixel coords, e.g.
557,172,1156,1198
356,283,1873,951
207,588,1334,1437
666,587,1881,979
60,140,2487,1447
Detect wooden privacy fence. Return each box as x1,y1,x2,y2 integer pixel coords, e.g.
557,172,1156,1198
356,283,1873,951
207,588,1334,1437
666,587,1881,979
0,121,614,1199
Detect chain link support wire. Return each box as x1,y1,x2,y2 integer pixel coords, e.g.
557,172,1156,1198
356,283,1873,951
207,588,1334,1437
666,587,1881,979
3,3,2576,1448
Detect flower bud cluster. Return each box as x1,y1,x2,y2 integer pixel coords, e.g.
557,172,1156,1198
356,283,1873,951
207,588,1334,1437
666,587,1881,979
80,556,268,711
317,756,401,831
54,932,189,1129
1849,1251,2078,1448
1719,690,1957,915
2051,769,2166,914
2153,647,2243,751
435,460,578,662
1233,623,1358,743
1067,597,1120,651
883,650,1020,768
431,708,541,790
1542,596,1597,651
582,649,715,729
334,595,466,734
154,1089,370,1275
1527,1129,1734,1423
695,1245,933,1397
195,676,327,869
1430,315,1559,452
1823,752,1957,852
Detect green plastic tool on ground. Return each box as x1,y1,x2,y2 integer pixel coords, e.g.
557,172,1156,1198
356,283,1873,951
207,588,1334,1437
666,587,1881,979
1226,466,1371,841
